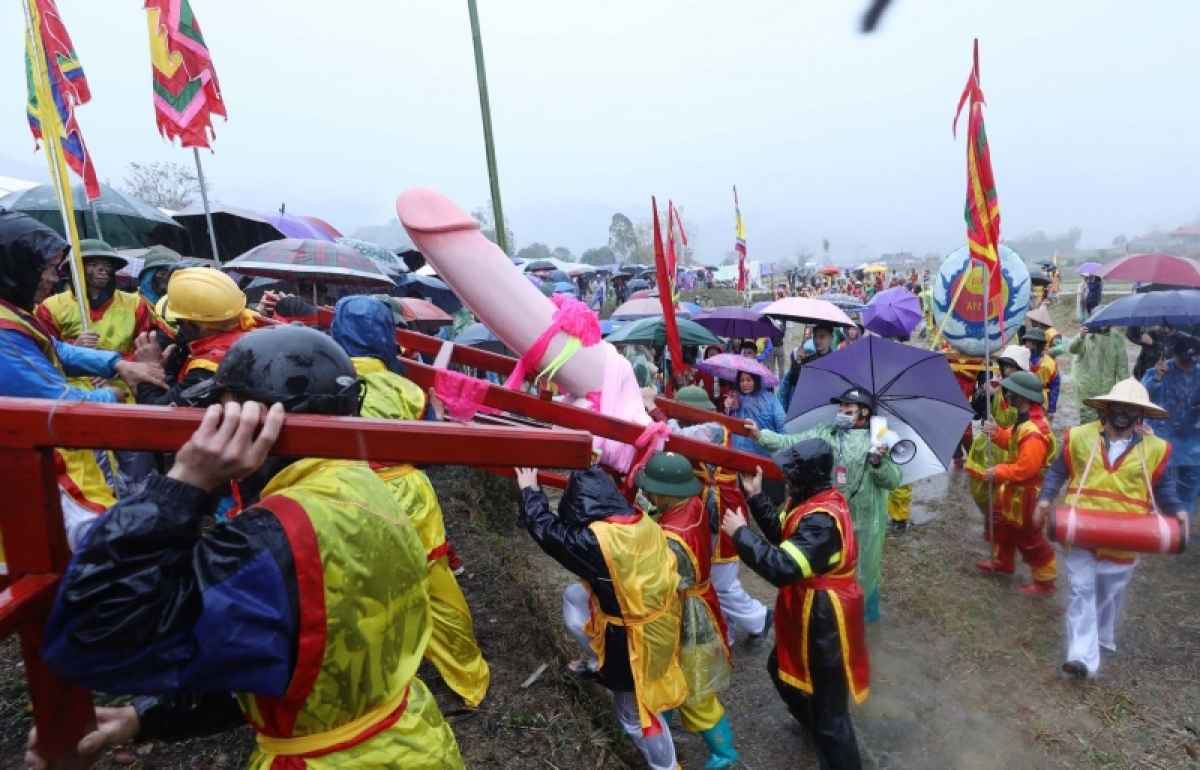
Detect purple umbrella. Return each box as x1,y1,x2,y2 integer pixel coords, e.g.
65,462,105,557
260,211,335,241
696,353,780,388
783,336,973,483
690,307,779,339
862,286,923,338
750,301,772,312
1077,262,1102,276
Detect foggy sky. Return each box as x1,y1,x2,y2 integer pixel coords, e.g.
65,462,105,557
1,0,1197,263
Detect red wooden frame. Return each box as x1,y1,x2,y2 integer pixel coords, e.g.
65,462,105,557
0,398,593,768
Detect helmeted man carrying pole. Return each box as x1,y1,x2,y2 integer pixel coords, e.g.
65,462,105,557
721,440,869,770
1035,379,1189,680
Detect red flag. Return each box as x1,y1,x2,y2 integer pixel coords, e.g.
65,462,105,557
652,197,685,373
953,39,1004,328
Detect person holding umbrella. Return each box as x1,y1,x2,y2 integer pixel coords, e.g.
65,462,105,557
1128,322,1192,381
744,388,903,622
1141,335,1200,530
720,440,868,770
976,371,1059,594
1068,324,1129,425
1035,379,1188,680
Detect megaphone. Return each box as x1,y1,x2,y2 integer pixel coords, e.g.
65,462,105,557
870,416,918,465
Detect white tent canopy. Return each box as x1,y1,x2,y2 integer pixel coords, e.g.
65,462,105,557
712,260,763,288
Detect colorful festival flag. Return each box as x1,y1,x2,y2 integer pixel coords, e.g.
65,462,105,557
733,186,748,292
24,0,100,200
952,39,1003,327
146,0,227,148
652,197,685,373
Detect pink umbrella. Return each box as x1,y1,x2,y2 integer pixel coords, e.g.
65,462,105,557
696,353,780,388
760,297,855,327
1093,252,1200,287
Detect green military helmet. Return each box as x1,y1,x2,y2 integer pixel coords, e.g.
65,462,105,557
1000,370,1045,404
1020,327,1047,343
78,238,129,271
674,386,715,411
634,451,702,497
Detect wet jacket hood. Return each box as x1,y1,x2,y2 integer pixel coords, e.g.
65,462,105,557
558,467,634,527
0,208,68,310
330,295,404,375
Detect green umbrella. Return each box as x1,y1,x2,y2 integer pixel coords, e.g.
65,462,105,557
0,182,189,252
605,317,722,346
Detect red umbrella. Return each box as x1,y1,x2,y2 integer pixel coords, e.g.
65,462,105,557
1093,252,1200,287
397,297,452,330
818,266,841,276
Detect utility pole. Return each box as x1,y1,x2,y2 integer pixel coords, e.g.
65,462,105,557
467,0,509,255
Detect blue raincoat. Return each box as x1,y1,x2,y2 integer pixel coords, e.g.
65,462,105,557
1142,362,1200,468
330,295,406,376
728,375,787,457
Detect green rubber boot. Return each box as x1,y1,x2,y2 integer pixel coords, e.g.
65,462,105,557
699,714,739,769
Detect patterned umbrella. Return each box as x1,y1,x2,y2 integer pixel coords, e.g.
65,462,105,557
301,215,343,239
223,239,393,286
337,237,407,275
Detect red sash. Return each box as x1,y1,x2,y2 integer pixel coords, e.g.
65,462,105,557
774,489,870,704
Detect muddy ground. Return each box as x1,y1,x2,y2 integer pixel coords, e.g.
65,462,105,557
2,300,1197,769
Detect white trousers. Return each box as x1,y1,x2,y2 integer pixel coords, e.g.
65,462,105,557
1065,549,1136,676
562,583,677,770
711,556,768,643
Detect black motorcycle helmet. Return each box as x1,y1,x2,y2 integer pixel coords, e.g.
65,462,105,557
181,325,364,415
772,438,835,504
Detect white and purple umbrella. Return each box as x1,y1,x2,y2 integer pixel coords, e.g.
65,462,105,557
696,353,780,388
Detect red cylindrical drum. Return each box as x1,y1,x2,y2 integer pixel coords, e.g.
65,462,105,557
1050,507,1186,555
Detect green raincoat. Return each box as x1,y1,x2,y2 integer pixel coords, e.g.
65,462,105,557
757,424,902,621
1068,330,1129,423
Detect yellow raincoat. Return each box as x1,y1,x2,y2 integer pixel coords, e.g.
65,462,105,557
37,290,156,400
242,458,463,769
354,357,490,707
585,515,687,732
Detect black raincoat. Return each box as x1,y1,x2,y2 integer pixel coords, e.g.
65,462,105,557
0,207,67,311
518,467,636,692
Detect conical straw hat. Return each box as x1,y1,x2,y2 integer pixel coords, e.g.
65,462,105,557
1083,378,1169,421
1025,306,1054,327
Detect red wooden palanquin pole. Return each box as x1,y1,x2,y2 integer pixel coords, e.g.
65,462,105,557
0,398,594,768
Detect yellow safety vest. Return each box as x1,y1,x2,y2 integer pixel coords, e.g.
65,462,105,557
239,458,462,769
39,290,144,354
0,303,117,521
1063,422,1170,563
585,514,687,731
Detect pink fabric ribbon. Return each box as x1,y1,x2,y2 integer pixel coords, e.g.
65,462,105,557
503,294,602,391
622,421,672,490
434,369,500,422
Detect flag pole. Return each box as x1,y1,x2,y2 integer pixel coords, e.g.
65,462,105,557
983,260,995,556
466,0,509,256
23,0,90,329
89,200,104,242
193,147,221,266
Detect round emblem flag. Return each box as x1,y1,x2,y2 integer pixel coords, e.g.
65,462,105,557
933,244,1030,357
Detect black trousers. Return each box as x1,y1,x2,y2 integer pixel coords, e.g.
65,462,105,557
768,593,862,770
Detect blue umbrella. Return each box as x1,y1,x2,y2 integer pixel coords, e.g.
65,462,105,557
392,272,462,313
862,286,923,339
600,319,626,336
679,301,704,316
553,281,578,295
784,336,973,484
1086,289,1200,328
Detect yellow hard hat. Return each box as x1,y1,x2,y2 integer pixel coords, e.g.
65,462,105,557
163,268,246,324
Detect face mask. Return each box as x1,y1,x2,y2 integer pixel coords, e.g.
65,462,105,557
834,412,856,430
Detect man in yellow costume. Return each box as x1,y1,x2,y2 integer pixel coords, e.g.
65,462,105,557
35,326,464,769
1035,379,1190,681
330,295,490,708
517,465,686,770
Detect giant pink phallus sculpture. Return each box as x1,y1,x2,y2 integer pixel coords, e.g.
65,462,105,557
396,187,656,472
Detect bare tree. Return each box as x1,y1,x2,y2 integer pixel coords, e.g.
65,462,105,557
121,162,204,211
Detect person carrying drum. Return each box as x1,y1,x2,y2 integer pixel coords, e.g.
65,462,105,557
1034,379,1190,680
